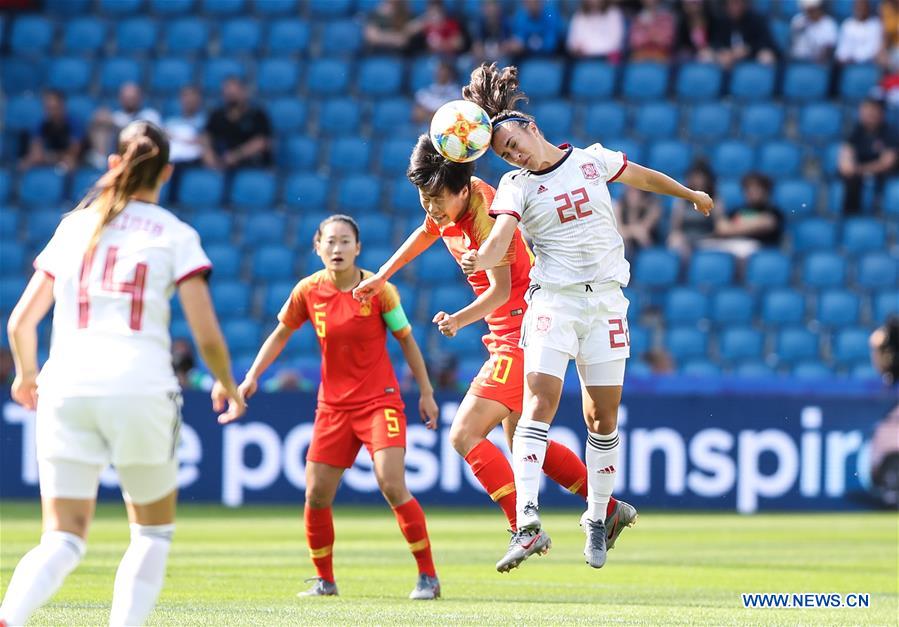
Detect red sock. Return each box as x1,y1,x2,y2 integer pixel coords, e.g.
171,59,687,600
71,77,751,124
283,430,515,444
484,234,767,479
304,506,335,583
464,439,517,530
542,440,619,517
392,498,437,577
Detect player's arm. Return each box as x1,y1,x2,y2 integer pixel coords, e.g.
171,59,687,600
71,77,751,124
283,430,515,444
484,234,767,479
460,214,519,275
240,322,295,398
6,271,55,410
434,265,511,337
615,161,713,216
354,227,439,302
178,276,246,423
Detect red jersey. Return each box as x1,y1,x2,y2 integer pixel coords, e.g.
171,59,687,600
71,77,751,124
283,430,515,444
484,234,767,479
279,269,410,410
423,177,533,343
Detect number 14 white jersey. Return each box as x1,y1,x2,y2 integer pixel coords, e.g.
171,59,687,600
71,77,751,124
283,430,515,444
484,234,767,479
34,200,211,397
490,143,630,289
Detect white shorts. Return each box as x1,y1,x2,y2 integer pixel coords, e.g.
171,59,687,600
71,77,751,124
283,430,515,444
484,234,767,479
36,394,182,504
520,282,630,383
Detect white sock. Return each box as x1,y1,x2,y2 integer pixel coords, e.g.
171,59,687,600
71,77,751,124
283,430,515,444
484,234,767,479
0,530,85,626
512,418,550,526
586,429,620,522
109,523,174,627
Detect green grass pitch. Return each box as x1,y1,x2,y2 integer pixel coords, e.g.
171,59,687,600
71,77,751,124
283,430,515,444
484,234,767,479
1,501,896,625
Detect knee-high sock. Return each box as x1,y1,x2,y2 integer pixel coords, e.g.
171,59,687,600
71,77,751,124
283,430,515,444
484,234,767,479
0,531,85,626
543,440,618,517
109,523,174,627
392,498,436,577
512,418,550,525
586,429,620,522
304,506,335,583
464,439,517,529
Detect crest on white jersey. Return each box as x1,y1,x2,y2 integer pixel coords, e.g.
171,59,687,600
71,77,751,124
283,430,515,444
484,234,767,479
581,163,599,180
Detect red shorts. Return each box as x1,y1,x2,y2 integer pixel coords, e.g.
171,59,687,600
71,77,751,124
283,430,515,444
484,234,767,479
306,398,407,469
468,337,524,414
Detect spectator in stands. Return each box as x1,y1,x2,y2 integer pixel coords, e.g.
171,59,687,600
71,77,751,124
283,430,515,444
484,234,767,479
838,96,898,214
628,0,677,62
836,0,883,64
706,173,783,258
789,0,838,62
202,76,272,170
711,0,777,68
82,108,117,170
566,0,625,61
643,348,675,375
614,187,661,259
668,160,719,257
172,338,201,390
410,0,467,56
468,0,513,62
413,61,461,124
17,89,82,173
364,0,415,54
881,0,899,68
111,82,161,130
675,0,716,62
0,347,13,387
165,86,206,199
506,0,562,57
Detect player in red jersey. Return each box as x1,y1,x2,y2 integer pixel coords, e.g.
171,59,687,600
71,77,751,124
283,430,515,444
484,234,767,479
354,136,635,551
238,215,441,600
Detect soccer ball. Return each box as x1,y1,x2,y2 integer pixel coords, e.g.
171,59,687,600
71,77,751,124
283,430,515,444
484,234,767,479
429,100,493,163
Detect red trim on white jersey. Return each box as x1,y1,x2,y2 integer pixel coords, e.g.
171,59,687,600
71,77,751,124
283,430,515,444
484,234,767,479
488,208,522,221
607,153,628,183
33,261,55,280
176,264,212,285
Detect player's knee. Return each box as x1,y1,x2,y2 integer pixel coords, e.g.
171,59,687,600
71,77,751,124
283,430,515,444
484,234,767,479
376,476,408,506
526,393,556,422
47,511,91,539
449,422,477,456
304,486,333,510
586,408,618,435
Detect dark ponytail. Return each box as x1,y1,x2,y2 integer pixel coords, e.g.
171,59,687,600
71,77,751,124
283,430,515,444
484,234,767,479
462,63,535,129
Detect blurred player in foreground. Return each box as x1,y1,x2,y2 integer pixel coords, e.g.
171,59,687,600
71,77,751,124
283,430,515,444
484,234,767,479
461,63,713,572
354,136,637,555
0,122,245,627
238,215,441,600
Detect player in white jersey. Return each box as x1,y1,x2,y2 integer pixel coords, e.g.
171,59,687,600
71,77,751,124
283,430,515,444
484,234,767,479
0,122,245,627
460,64,714,572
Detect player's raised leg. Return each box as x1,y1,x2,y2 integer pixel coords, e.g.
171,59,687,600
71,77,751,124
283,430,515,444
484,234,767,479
298,461,344,597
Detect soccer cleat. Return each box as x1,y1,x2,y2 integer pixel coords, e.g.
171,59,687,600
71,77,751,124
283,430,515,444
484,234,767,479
495,526,552,572
408,574,441,600
582,517,608,568
297,577,338,597
605,500,638,550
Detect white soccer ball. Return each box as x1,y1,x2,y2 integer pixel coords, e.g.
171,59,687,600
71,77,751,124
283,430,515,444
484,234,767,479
429,100,493,163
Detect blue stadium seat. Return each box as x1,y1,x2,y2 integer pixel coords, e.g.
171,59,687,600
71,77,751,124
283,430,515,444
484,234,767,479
798,103,842,145
211,281,251,318
710,288,754,325
688,250,735,288
166,18,209,55
583,103,626,140
254,0,296,15
230,170,276,209
178,169,225,209
222,319,261,354
45,0,91,15
25,211,62,246
11,16,53,55
803,252,846,289
716,178,741,210
306,59,350,96
201,0,245,15
857,253,898,290
372,98,414,134
793,362,832,380
279,135,317,170
336,175,381,213
792,218,836,253
519,59,564,98
0,171,9,205
267,19,310,55
379,139,413,176
827,181,844,215
317,98,360,136
647,141,691,178
712,141,754,179
570,62,616,100
220,18,261,54
833,327,870,367
99,58,143,93
410,56,440,92
283,174,327,212
0,278,26,314
675,63,721,102
2,58,45,96
99,0,142,14
851,364,880,380
758,142,801,179
192,211,233,243
0,242,25,277
70,168,102,201
357,57,403,97
252,246,296,281
205,244,241,278
839,64,882,102
150,0,194,14
390,177,423,214
308,0,353,18
885,179,899,217
5,95,43,133
150,58,193,94
63,18,106,55
296,211,329,245
415,248,459,282
734,361,774,378
19,169,64,208
263,281,296,317
622,63,669,101
729,63,775,101
427,285,472,317
719,328,763,362
0,210,16,240
687,104,731,143
257,58,297,95
633,103,678,139
762,288,805,325
47,58,92,93
874,291,899,322
776,327,818,364
842,218,885,255
329,138,371,174
774,180,818,217
266,98,308,133
665,327,708,361
243,213,286,246
739,103,784,142
821,142,841,176
355,214,391,247
782,63,828,103
628,325,650,356
633,248,680,288
116,17,158,55
664,288,708,325
202,58,246,93
681,360,718,377
817,289,860,327
532,101,573,140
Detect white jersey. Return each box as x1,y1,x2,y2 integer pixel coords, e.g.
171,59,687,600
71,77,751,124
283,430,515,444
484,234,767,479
490,143,630,289
34,201,211,397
